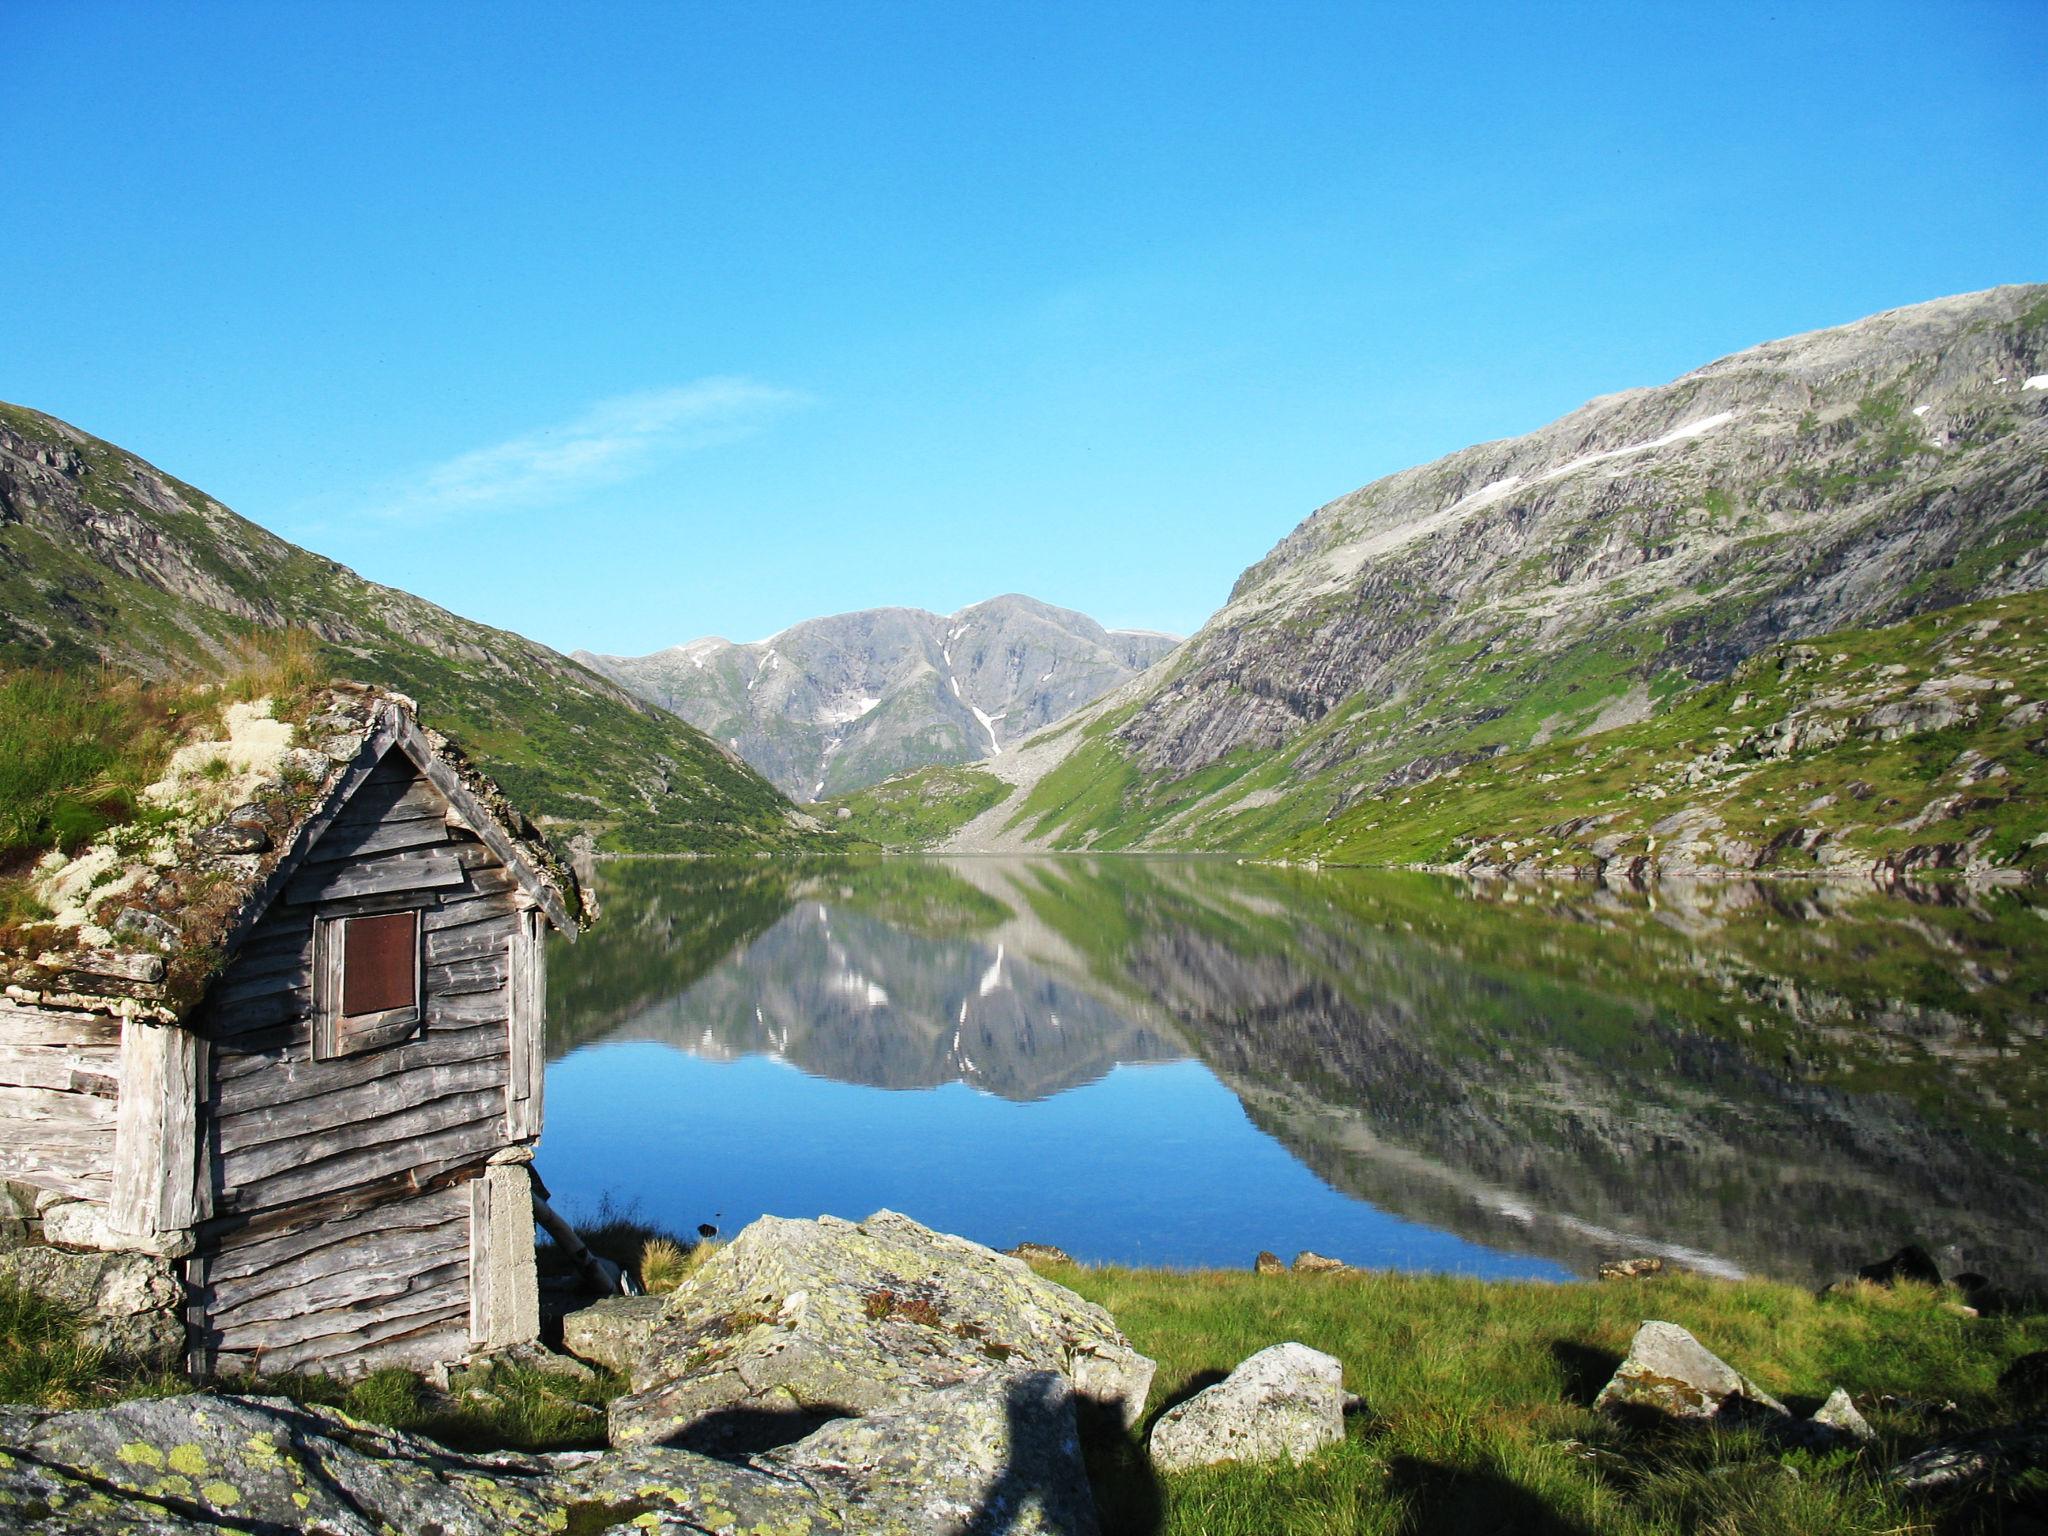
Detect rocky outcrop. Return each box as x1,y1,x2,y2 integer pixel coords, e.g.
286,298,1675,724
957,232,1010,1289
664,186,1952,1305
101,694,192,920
1593,1321,1788,1422
1892,1417,2048,1498
1002,286,2048,855
579,595,1178,801
1147,1342,1349,1472
0,1375,1100,1534
607,1210,1155,1452
0,1189,183,1368
561,1293,668,1376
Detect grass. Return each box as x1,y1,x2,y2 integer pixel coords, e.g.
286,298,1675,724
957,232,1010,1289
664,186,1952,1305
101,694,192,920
5,1252,2043,1530
823,764,1011,849
0,632,332,935
1047,1263,2048,1535
1280,588,2048,877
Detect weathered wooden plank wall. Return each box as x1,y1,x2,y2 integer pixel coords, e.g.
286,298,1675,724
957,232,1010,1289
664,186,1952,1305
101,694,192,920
0,1002,121,1201
189,1182,471,1376
194,751,526,1375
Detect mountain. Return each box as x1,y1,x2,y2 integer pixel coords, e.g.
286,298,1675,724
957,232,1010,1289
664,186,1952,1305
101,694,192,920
936,285,2048,862
575,594,1177,800
0,401,834,854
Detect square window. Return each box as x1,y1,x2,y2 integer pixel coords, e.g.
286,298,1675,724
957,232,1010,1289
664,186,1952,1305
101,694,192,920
314,906,423,1059
341,911,419,1017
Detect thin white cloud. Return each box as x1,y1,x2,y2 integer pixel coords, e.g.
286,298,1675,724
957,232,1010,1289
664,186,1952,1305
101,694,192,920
361,378,803,520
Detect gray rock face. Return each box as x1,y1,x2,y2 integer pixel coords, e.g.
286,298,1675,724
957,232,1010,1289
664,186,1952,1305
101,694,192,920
560,1293,669,1375
1020,285,2048,838
607,1209,1155,1451
0,1376,1100,1534
578,594,1179,800
1791,1386,1875,1450
1147,1342,1348,1472
0,1245,184,1368
1593,1321,1789,1422
0,1393,562,1534
1892,1416,2048,1497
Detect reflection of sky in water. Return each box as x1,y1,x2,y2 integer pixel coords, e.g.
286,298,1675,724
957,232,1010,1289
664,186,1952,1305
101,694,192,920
543,1041,1572,1279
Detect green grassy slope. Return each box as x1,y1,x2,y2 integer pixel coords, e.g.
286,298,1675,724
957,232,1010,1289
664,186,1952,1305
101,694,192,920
822,764,1010,848
0,401,843,853
1284,589,2048,880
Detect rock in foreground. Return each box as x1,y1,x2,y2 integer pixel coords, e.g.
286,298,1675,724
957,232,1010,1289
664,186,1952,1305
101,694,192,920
608,1209,1155,1452
1593,1321,1789,1422
0,1373,1099,1534
1147,1341,1348,1472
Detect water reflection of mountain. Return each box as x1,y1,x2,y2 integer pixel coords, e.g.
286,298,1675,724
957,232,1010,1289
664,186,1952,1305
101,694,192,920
1076,865,2048,1287
550,858,1185,1100
550,857,2048,1287
603,902,1185,1100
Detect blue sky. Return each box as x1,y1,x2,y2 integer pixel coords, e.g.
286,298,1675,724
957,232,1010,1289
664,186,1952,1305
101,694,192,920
4,3,2042,656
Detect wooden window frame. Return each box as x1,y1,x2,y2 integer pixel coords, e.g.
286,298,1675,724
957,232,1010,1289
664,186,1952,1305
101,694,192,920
312,897,427,1060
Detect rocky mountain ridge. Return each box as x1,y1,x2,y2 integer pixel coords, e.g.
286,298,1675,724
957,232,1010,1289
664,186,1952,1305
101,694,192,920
578,594,1176,800
980,284,2048,856
0,401,826,853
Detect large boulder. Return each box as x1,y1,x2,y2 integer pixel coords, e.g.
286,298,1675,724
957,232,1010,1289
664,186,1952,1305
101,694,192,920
1593,1321,1789,1422
0,1393,560,1534
607,1210,1155,1452
0,1377,1101,1534
1892,1417,2048,1498
1147,1342,1348,1472
560,1293,668,1375
0,1245,184,1368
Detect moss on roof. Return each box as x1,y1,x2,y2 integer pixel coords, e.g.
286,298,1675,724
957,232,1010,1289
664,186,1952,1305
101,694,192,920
0,680,587,1022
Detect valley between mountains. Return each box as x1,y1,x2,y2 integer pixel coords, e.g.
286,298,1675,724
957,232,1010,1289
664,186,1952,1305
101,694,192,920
5,283,2047,881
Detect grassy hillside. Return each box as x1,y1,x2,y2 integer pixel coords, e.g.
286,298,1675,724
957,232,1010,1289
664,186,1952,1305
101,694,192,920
823,764,1011,848
1282,588,2048,880
0,402,841,853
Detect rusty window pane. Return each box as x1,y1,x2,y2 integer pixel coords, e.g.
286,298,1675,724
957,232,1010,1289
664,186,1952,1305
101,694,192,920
341,911,418,1017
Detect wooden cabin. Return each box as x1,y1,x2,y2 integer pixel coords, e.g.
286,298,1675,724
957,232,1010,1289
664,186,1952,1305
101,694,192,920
0,687,585,1377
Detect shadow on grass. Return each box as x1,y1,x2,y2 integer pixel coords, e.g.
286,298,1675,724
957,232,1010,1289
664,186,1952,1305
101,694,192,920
1073,1394,1166,1536
1388,1455,1593,1536
1548,1340,1622,1408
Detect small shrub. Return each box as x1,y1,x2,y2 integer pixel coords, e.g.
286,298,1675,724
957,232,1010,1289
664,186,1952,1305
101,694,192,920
638,1237,690,1293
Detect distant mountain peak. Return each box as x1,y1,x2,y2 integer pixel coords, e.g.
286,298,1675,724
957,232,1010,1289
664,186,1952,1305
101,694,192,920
577,596,1179,800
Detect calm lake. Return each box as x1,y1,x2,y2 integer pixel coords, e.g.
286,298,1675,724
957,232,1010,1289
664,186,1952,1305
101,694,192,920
542,857,2048,1287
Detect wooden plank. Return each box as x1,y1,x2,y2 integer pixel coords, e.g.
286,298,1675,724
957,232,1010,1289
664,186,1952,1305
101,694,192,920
110,1019,200,1238
507,909,543,1140
0,1043,120,1097
286,847,463,906
207,986,312,1037
0,1083,118,1127
202,1186,467,1286
423,892,516,933
222,1089,505,1196
228,1115,506,1217
211,1300,470,1376
424,913,517,966
0,1162,109,1201
208,1271,467,1351
0,1004,124,1048
425,954,506,999
304,814,449,867
210,1233,470,1326
0,1120,119,1150
215,1057,510,1157
456,865,521,900
197,1161,470,1249
427,990,509,1028
213,1018,504,1103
